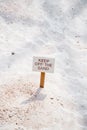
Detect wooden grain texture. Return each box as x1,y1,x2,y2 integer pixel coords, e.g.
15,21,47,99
40,72,45,88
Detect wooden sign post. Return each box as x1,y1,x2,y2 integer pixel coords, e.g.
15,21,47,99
40,72,45,88
32,57,55,88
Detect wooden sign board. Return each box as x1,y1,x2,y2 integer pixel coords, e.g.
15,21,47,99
32,57,55,73
32,57,55,88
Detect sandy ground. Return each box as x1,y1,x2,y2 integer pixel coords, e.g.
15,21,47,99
0,0,87,130
0,76,86,130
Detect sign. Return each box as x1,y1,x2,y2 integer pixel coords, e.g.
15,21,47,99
32,56,55,88
32,57,55,73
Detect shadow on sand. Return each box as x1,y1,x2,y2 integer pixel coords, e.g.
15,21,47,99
21,88,47,105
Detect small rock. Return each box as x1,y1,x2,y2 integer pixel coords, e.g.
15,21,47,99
50,98,54,100
11,52,15,55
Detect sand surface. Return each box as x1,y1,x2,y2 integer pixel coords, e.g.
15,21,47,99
0,0,87,130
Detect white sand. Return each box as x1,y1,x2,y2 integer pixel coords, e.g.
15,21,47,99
0,0,87,130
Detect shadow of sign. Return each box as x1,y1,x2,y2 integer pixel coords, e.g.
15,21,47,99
21,88,47,104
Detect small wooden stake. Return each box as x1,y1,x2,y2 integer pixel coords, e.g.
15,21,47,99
40,72,45,88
